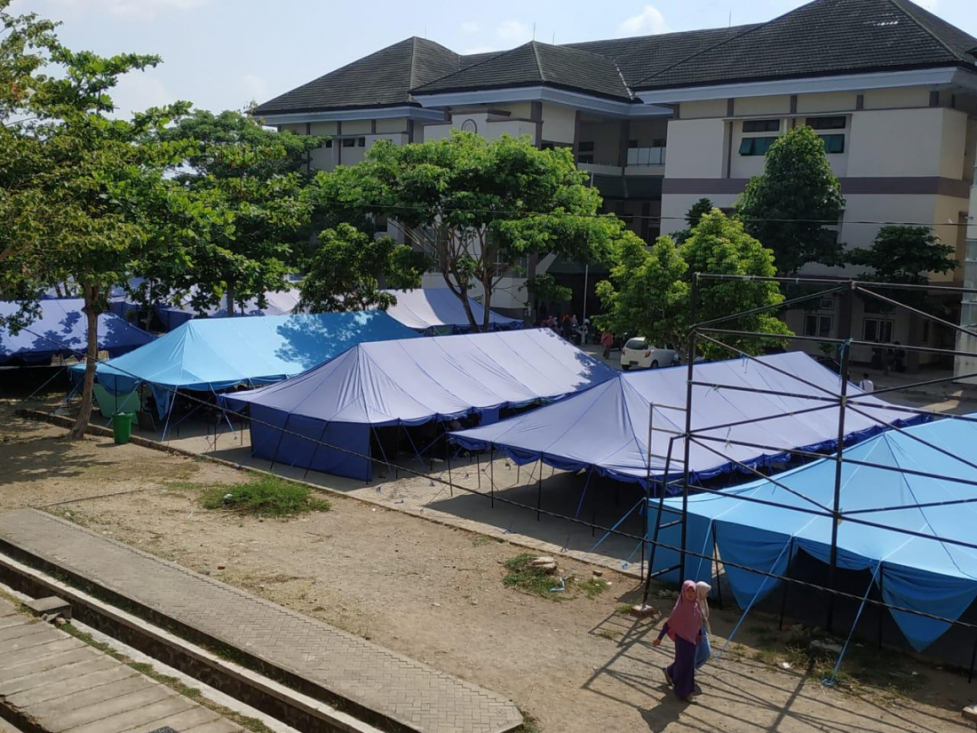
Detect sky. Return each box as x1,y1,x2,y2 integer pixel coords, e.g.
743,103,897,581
10,0,977,117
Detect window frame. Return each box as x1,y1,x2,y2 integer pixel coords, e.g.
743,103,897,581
743,118,781,133
739,136,778,156
819,134,845,154
806,116,847,130
804,314,833,338
863,318,893,343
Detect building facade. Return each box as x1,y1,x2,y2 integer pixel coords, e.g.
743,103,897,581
255,0,977,349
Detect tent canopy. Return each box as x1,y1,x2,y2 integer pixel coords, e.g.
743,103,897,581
224,329,615,481
78,311,417,416
156,287,303,331
381,288,521,333
451,352,916,488
0,299,153,366
651,416,977,652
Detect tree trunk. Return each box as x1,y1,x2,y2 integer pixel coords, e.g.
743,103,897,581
441,270,479,332
68,284,99,440
226,281,235,317
481,276,493,332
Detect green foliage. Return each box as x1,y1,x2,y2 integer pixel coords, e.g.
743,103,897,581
577,578,609,600
595,232,688,348
502,554,561,599
303,131,622,329
524,273,572,305
737,126,846,274
684,211,791,358
299,223,424,312
200,476,331,517
848,226,957,285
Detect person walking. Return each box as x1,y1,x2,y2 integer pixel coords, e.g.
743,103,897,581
601,330,614,359
694,581,712,670
858,373,875,393
652,580,702,702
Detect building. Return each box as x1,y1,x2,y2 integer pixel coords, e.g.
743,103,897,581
255,0,977,351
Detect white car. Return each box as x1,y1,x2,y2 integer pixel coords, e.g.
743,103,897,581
620,338,677,370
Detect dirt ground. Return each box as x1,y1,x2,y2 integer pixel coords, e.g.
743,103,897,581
0,411,973,733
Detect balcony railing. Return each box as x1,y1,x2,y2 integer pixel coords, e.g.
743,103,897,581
626,147,666,166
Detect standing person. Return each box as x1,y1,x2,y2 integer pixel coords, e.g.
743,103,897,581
858,373,875,393
694,582,712,670
652,580,702,702
601,330,614,359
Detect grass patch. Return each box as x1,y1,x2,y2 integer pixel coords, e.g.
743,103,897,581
578,578,609,600
516,712,543,733
503,554,560,598
617,604,634,616
200,476,330,518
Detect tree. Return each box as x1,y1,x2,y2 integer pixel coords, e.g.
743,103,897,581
596,210,791,359
849,226,957,286
0,3,197,438
737,126,846,275
673,198,715,244
683,210,792,358
151,109,324,317
304,131,623,330
298,224,424,312
595,232,688,349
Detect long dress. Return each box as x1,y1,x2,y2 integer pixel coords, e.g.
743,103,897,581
658,622,697,700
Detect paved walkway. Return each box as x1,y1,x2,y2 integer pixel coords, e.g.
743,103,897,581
0,595,242,733
0,510,523,733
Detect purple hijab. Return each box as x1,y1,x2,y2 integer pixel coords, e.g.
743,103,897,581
667,580,703,644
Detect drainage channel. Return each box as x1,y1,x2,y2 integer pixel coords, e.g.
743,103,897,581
0,552,381,733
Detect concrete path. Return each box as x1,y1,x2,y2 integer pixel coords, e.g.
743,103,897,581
0,510,523,733
0,595,242,733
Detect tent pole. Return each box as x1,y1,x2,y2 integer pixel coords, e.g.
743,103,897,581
447,438,453,498
642,436,677,607
680,275,698,582
827,282,854,633
779,539,793,630
642,402,654,584
490,449,495,509
712,523,724,610
536,459,543,521
476,452,481,490
877,564,884,650
970,632,977,684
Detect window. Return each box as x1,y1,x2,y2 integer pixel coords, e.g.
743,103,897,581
743,119,780,133
342,138,356,148
325,139,333,148
628,139,639,148
652,138,666,148
805,314,833,338
863,318,893,343
374,215,388,234
460,118,478,133
624,337,647,350
818,297,834,311
739,137,777,156
807,116,846,130
357,137,366,147
541,142,556,151
577,141,594,164
864,299,894,314
820,134,845,154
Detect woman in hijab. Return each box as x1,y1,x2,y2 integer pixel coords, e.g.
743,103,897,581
694,581,712,670
652,580,701,702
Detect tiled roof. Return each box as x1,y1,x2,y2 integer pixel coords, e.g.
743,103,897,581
253,37,463,115
412,41,632,101
255,0,977,114
634,0,977,91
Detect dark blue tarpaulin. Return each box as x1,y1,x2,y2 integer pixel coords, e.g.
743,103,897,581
75,311,417,417
451,352,916,488
0,299,153,366
648,416,977,651
223,329,615,481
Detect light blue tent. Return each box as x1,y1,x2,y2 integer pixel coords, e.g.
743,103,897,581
452,352,916,488
648,416,977,651
75,312,417,417
222,329,615,481
0,299,153,366
381,288,522,334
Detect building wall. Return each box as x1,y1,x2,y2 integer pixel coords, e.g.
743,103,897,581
541,103,576,145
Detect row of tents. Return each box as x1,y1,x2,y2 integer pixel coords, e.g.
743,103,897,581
4,289,974,655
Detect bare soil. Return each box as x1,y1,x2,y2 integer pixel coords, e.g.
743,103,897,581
0,411,971,733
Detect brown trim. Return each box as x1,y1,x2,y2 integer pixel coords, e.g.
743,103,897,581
305,123,311,175
663,176,972,197
726,98,735,117
370,119,377,134
724,121,733,178
336,121,342,164
929,90,940,107
530,101,543,148
856,94,864,110
407,119,414,143
790,95,798,114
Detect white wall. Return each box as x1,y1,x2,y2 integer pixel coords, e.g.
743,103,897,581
848,108,958,178
541,103,576,145
664,118,726,178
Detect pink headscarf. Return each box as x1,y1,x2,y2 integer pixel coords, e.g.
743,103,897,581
666,580,702,644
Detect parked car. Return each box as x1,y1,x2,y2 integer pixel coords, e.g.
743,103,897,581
620,338,677,370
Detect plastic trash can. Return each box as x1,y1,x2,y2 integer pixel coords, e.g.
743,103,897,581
111,412,134,445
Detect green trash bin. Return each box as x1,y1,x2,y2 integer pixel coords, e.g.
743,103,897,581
111,412,134,445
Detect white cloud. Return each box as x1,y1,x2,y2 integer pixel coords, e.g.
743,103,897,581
108,73,176,118
497,20,532,44
239,74,270,106
618,5,669,37
47,0,208,21
461,21,479,35
462,45,498,55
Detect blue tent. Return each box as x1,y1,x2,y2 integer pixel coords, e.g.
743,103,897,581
451,352,916,488
77,311,416,417
223,329,615,481
381,288,522,334
648,416,977,651
0,299,153,366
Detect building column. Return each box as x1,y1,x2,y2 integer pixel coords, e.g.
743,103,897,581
617,120,630,168
336,121,343,165
530,102,543,148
